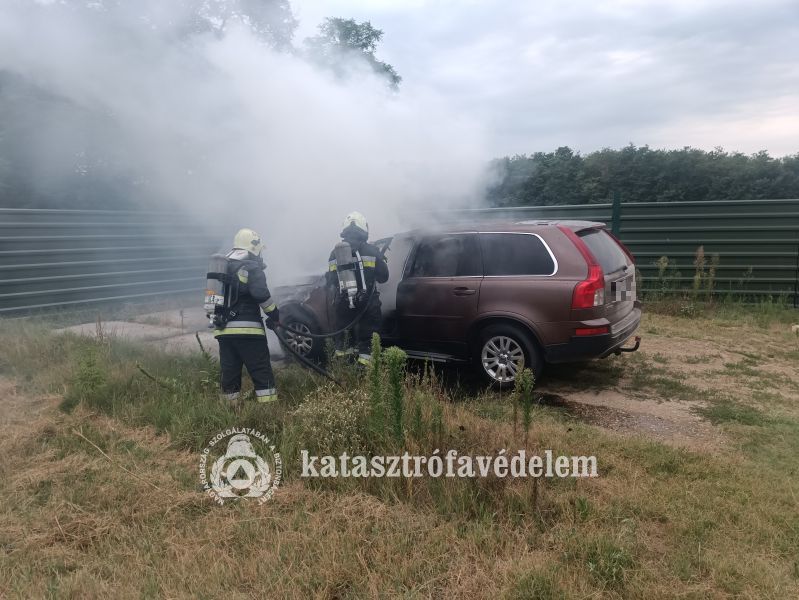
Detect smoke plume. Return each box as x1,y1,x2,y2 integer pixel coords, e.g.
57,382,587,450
0,0,488,281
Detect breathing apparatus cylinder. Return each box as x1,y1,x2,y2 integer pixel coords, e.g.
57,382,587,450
204,253,230,327
334,241,363,309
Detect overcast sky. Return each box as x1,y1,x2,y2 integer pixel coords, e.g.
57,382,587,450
294,0,799,158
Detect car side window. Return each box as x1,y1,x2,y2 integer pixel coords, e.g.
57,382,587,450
480,233,555,276
409,234,481,278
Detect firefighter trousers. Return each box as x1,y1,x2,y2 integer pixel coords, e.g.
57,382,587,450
334,295,382,354
217,336,277,402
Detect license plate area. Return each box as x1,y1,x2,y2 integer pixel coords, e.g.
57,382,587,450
611,273,636,302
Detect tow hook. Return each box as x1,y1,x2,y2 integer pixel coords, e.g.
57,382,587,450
616,335,641,354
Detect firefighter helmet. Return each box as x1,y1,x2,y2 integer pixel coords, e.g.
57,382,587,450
341,211,368,237
233,228,263,256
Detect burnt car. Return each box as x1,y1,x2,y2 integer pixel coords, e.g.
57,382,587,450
274,220,641,387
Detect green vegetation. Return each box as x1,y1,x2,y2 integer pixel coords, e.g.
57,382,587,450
645,293,797,328
488,145,799,206
697,401,770,427
516,367,535,442
305,18,402,89
384,346,407,442
1,310,798,597
642,245,798,319
368,332,385,436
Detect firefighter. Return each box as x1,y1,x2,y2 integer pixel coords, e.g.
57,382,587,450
214,228,280,405
326,212,389,365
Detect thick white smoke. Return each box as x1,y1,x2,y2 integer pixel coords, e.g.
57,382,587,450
0,0,488,282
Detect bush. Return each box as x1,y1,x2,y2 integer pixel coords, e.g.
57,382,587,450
61,343,107,413
287,385,369,456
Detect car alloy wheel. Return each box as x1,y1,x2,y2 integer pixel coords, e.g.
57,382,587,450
284,321,313,357
481,335,525,383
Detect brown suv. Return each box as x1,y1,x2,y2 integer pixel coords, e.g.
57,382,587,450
275,220,641,387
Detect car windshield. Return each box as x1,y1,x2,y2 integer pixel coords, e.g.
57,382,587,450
373,237,393,254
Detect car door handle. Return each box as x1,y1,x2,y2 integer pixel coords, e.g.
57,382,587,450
452,287,476,296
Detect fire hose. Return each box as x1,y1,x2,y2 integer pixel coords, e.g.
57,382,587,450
268,285,379,386
272,326,342,386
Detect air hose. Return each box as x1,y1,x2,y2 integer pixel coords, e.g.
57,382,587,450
276,284,377,339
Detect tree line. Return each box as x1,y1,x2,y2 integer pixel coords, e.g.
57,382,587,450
486,145,799,206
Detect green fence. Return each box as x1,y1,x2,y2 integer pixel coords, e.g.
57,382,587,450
442,198,799,306
1,200,797,313
0,208,216,314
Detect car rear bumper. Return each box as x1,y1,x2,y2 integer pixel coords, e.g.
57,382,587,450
543,307,641,363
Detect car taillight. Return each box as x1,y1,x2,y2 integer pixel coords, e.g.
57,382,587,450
572,264,605,308
558,226,606,309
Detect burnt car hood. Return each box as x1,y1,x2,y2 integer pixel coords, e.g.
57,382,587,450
272,274,325,304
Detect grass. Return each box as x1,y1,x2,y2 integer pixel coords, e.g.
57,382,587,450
683,354,714,365
622,353,713,402
0,309,798,598
545,356,625,391
644,294,798,329
697,401,770,426
507,568,565,600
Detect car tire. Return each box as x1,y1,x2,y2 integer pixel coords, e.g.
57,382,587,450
474,323,543,389
279,306,322,362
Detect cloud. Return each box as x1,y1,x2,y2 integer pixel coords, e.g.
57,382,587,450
294,0,799,155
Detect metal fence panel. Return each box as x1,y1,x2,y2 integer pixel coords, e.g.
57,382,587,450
0,208,214,314
1,200,797,313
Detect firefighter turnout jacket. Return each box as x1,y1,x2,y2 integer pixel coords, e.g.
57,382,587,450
214,249,278,337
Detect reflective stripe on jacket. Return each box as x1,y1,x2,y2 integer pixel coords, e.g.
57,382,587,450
214,320,265,337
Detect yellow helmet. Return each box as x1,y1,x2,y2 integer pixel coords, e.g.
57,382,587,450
341,211,368,237
233,228,263,255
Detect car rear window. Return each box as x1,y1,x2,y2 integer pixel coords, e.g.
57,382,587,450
409,234,481,277
578,229,627,273
480,233,555,276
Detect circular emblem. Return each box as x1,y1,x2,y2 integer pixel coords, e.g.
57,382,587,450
199,428,282,505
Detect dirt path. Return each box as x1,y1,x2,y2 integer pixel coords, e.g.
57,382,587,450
540,313,799,451
539,390,725,452
55,307,287,360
